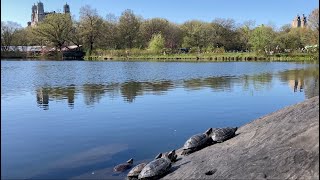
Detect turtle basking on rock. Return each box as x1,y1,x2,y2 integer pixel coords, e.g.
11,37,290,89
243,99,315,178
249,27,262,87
114,158,133,172
211,127,238,143
181,128,213,155
127,153,163,180
127,163,146,180
138,150,176,179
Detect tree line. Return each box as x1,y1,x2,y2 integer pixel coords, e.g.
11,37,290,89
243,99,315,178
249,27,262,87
1,6,319,56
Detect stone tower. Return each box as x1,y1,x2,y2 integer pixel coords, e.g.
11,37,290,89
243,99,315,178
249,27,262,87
64,3,70,14
28,2,71,26
301,14,307,28
37,1,45,22
292,14,307,28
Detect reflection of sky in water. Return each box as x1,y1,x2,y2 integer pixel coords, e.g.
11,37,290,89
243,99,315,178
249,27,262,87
1,61,318,179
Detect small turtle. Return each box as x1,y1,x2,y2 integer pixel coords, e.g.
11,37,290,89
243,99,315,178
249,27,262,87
211,127,237,142
161,151,178,162
127,154,163,180
138,150,176,179
114,158,133,172
181,128,213,155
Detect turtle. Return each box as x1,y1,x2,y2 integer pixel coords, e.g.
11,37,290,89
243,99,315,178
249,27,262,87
138,150,176,179
114,158,134,172
211,127,238,142
127,153,163,180
161,151,178,162
181,128,213,155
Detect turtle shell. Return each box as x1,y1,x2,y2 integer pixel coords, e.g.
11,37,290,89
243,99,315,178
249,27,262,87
114,163,132,172
127,163,146,177
138,158,171,179
211,127,237,142
183,133,209,150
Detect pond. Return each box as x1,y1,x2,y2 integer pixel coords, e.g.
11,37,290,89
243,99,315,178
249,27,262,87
1,60,319,179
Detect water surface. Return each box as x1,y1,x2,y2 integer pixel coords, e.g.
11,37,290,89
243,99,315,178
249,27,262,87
1,60,319,179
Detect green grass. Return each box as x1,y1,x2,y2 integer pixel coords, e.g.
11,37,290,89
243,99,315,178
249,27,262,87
85,52,318,62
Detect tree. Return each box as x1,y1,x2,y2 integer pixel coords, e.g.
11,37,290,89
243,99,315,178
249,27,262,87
100,14,119,49
33,13,73,51
67,20,83,47
79,5,104,55
1,21,22,51
249,24,276,54
140,18,170,47
118,9,141,49
148,33,165,53
308,8,319,32
181,20,212,52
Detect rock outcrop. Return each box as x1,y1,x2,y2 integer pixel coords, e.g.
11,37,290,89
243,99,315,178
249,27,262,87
162,96,319,179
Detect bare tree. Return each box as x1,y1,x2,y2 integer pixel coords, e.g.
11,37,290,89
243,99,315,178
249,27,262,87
308,8,319,32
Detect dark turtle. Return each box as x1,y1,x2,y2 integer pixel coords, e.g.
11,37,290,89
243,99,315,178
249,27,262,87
161,151,178,162
181,128,213,155
127,154,163,179
114,158,133,172
138,150,176,179
211,127,238,142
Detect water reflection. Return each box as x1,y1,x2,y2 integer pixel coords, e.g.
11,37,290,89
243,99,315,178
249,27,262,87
277,67,319,99
35,67,319,110
36,85,76,110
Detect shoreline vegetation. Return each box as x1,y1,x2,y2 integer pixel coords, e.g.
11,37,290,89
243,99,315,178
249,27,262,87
1,7,319,62
1,51,318,62
84,52,318,62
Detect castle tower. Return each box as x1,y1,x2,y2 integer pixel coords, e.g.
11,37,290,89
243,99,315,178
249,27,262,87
292,14,301,28
31,4,37,22
37,1,45,22
301,14,307,28
63,3,70,14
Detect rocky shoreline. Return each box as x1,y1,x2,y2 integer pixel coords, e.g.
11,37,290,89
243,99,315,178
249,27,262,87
161,96,319,179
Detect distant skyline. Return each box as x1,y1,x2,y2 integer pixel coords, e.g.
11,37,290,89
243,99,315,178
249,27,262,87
1,0,319,28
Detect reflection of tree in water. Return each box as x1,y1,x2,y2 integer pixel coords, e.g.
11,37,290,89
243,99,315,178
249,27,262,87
203,77,234,91
250,73,273,91
82,84,106,106
120,82,143,103
36,85,76,110
35,67,319,109
144,81,174,95
278,67,319,99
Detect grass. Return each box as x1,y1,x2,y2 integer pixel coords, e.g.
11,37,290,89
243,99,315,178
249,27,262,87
84,51,318,62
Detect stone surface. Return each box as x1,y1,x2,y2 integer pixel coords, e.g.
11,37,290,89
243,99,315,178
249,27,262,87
162,96,319,179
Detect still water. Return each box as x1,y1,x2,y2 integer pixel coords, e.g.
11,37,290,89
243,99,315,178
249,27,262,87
1,60,319,179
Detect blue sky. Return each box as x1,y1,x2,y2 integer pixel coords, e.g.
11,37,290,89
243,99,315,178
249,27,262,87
1,0,319,28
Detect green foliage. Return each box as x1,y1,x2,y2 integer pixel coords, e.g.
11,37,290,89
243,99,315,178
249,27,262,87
79,5,104,54
1,21,22,50
33,13,73,50
249,25,275,54
148,33,165,53
118,9,141,49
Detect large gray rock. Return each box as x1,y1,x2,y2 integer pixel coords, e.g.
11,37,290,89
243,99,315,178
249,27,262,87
162,96,319,179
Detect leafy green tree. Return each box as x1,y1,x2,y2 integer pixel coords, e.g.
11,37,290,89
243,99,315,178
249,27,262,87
118,9,141,49
67,20,83,47
33,13,73,51
140,18,170,47
210,18,242,51
181,20,212,52
100,14,119,49
249,24,275,54
148,33,165,53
